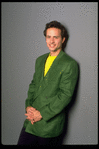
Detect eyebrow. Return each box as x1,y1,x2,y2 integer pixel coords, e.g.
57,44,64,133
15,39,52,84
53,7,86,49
46,35,59,37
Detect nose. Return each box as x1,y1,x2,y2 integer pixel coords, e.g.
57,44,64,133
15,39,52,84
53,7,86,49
50,37,54,43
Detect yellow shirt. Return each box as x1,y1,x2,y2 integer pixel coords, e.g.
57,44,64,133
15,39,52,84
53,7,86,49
44,54,57,77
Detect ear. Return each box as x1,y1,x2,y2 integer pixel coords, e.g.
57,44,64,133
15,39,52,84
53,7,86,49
62,37,65,43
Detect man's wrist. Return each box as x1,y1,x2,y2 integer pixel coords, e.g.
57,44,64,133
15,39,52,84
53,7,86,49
26,106,32,111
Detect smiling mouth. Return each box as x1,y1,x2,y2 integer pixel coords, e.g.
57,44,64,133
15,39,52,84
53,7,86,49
49,44,56,48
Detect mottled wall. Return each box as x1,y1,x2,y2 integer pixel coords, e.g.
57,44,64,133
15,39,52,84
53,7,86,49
2,2,98,144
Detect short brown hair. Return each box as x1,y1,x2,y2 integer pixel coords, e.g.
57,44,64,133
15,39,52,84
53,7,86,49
43,21,69,51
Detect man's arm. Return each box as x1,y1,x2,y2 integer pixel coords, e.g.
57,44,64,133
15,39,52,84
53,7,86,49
25,77,35,109
25,109,42,124
25,59,37,109
39,61,78,122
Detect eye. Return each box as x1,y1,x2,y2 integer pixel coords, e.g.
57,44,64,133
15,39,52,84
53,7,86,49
47,36,50,38
54,36,58,39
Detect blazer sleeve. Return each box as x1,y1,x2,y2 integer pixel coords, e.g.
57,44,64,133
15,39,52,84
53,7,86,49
25,61,37,109
40,61,78,122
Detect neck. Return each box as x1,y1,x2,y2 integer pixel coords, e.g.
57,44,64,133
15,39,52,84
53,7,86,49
50,49,61,56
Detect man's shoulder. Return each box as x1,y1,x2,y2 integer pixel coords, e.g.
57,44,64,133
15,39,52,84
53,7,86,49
36,53,49,61
61,52,78,64
61,52,78,72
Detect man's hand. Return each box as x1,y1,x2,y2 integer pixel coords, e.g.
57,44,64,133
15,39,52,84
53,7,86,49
26,106,36,114
32,110,42,123
25,106,36,121
25,106,42,124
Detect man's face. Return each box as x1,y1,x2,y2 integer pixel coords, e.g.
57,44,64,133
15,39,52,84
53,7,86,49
46,28,65,52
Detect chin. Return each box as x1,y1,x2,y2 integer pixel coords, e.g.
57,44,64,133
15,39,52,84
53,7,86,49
49,48,60,52
48,47,57,52
50,49,56,52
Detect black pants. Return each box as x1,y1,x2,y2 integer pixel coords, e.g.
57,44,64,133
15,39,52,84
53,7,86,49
17,127,62,146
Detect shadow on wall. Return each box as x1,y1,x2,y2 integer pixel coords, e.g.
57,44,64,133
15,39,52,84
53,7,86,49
61,64,80,144
60,23,80,144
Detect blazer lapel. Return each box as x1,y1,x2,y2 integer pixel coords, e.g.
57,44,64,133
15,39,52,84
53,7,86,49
34,50,65,100
36,53,49,84
45,50,65,82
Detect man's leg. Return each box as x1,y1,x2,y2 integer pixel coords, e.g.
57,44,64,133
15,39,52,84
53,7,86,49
38,134,63,146
17,127,38,146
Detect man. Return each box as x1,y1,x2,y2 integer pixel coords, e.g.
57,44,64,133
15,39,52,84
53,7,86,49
17,21,78,146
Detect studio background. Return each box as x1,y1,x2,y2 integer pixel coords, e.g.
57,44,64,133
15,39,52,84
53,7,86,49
1,2,98,145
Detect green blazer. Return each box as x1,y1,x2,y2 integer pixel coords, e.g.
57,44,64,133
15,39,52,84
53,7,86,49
23,50,78,138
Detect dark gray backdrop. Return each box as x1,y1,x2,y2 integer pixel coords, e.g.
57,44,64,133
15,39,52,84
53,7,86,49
2,2,98,145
